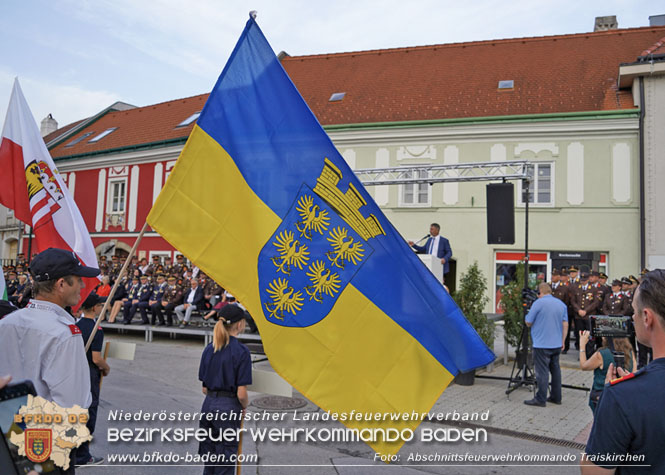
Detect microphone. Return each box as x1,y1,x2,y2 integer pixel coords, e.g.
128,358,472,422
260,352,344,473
416,234,430,244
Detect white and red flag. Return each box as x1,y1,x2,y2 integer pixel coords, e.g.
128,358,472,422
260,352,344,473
0,79,98,306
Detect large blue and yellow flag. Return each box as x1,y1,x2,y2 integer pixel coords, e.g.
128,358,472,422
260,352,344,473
148,16,494,454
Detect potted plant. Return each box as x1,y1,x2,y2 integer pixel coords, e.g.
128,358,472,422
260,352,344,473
452,262,494,385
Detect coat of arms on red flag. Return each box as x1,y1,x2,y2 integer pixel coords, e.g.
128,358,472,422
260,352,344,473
25,428,52,463
25,159,64,229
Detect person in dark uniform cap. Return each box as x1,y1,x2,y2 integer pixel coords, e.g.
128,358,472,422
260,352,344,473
560,270,578,349
122,275,151,324
198,303,252,474
571,271,600,356
602,280,630,316
582,269,665,474
160,276,183,327
75,293,110,467
173,254,186,276
569,266,580,285
550,269,572,352
146,274,168,325
597,272,610,312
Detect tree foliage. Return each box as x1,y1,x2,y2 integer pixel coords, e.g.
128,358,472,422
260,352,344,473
453,261,494,348
499,261,531,347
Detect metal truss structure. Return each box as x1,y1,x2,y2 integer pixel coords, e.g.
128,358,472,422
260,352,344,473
354,160,529,186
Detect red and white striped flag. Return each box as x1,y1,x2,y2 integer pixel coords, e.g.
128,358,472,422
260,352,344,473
0,78,98,306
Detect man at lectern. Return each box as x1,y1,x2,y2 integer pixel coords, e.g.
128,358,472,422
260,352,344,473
408,223,453,283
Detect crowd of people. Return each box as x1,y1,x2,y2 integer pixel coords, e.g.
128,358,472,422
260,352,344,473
549,266,652,367
2,253,250,330
524,266,653,411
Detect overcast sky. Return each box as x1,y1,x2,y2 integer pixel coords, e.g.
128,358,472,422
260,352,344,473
0,1,660,128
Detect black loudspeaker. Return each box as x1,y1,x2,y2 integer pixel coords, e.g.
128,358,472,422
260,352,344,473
486,183,515,244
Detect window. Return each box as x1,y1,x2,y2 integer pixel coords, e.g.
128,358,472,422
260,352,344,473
519,162,554,206
399,168,430,207
494,251,550,313
498,80,514,89
89,127,117,143
329,92,346,102
149,251,171,263
107,179,126,214
176,112,201,127
65,132,94,147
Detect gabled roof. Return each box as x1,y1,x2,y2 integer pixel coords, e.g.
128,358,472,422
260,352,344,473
280,26,665,125
43,119,84,144
50,96,206,159
49,25,665,160
639,35,665,58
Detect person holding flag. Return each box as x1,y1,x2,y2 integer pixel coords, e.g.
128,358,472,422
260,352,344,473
0,79,99,309
148,12,494,457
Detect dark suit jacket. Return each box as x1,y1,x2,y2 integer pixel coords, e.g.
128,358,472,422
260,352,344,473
182,286,205,307
413,235,453,274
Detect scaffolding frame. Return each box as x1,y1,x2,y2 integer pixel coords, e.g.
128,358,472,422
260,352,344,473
354,160,529,186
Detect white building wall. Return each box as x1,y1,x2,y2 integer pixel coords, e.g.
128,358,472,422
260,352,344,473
643,75,665,269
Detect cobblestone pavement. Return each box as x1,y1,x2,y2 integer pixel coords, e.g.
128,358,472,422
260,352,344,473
81,332,592,474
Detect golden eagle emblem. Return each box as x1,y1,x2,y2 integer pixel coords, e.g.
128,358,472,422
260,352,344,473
305,260,341,302
326,226,365,269
265,277,304,320
295,194,330,240
271,230,310,275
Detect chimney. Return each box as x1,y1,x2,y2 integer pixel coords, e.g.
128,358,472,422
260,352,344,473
650,15,665,27
594,15,618,32
40,113,58,137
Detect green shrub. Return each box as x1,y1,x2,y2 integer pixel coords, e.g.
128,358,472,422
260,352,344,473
453,262,494,348
499,261,536,348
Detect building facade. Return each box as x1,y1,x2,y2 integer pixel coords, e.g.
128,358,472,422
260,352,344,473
9,24,663,311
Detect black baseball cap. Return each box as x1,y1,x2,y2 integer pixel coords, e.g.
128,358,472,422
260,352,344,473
217,303,245,324
29,248,100,282
81,292,103,309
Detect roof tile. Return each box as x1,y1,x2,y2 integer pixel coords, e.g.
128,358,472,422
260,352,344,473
49,26,665,158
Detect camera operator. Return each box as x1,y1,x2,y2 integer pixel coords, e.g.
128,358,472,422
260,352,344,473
523,283,568,407
578,330,636,415
582,270,665,474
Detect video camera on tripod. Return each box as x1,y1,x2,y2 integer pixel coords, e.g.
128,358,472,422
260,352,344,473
521,288,539,310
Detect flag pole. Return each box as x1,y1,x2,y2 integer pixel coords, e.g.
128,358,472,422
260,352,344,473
26,226,33,264
236,417,244,475
85,221,149,352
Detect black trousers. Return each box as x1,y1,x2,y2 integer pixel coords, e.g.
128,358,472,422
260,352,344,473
533,347,562,404
199,395,243,475
163,302,178,326
138,301,151,324
150,302,164,324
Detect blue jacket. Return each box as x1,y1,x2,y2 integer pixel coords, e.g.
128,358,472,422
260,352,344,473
182,286,205,307
413,235,453,274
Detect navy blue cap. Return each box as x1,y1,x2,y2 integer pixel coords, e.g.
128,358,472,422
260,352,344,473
81,292,103,309
217,303,245,324
29,248,100,282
